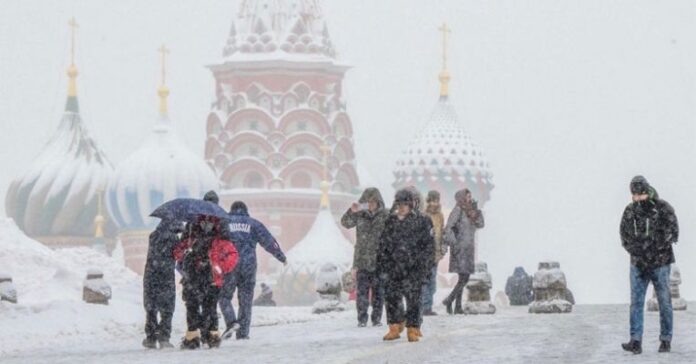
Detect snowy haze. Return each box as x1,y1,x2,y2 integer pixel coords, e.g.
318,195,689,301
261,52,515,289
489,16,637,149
1,0,695,304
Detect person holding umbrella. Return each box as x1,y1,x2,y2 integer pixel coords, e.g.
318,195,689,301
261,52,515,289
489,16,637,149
153,197,239,349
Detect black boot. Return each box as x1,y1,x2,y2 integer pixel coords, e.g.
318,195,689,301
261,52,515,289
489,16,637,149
454,292,464,314
423,309,437,316
207,332,222,349
658,340,671,353
158,340,174,349
181,331,201,350
142,337,157,349
442,298,453,315
621,340,642,354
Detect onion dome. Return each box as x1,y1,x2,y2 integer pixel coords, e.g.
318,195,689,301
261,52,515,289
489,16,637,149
5,18,114,238
276,180,353,305
392,22,493,206
106,46,219,230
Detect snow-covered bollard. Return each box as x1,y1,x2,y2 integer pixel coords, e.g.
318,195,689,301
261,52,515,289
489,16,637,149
312,263,346,314
648,264,687,311
0,273,18,304
83,269,112,305
463,262,496,315
529,261,573,314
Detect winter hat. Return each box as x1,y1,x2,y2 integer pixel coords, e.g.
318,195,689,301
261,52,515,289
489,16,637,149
394,189,414,205
454,189,472,207
230,201,248,214
204,190,220,205
629,176,650,195
426,190,440,203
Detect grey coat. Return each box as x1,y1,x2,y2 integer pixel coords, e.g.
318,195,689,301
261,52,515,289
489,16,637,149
341,188,388,272
444,205,484,274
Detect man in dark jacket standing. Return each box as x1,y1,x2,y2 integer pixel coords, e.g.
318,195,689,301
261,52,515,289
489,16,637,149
341,187,389,327
620,176,679,354
378,189,434,342
142,218,181,349
219,201,287,340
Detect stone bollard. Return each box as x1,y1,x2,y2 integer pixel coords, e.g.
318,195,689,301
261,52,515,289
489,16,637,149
529,261,573,314
312,263,346,314
648,264,687,311
0,273,18,304
83,269,111,305
463,262,496,314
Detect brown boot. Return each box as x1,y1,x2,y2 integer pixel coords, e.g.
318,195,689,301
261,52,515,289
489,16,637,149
416,328,423,337
407,327,420,342
383,324,401,341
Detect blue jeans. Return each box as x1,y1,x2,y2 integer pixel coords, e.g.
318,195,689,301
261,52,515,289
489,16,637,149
421,267,437,311
219,266,256,338
630,264,673,342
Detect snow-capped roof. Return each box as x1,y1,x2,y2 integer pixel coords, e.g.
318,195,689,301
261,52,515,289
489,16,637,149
106,117,219,230
284,208,353,272
5,103,113,238
392,96,494,204
222,0,337,62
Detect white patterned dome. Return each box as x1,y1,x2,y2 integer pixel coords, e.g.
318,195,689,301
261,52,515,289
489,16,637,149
106,117,219,230
393,96,494,206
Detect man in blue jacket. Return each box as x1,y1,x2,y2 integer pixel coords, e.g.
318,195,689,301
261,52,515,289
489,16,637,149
219,201,287,340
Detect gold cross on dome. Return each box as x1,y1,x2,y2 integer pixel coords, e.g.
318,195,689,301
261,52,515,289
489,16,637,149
438,22,451,71
68,17,79,65
158,44,170,85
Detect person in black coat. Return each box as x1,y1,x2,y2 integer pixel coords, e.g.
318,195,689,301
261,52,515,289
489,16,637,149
505,267,533,306
378,189,434,342
142,218,182,349
620,176,679,354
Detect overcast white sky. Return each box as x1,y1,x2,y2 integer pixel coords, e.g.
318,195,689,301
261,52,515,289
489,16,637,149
1,0,695,304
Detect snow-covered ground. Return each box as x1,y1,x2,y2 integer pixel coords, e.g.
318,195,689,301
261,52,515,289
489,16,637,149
2,218,696,363
2,304,695,364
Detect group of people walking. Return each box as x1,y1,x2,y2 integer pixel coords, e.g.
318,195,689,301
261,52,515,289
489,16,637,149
341,186,485,342
141,174,680,354
142,191,286,350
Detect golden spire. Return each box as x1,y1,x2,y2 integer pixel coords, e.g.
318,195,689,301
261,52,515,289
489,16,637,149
438,22,452,98
67,17,79,98
94,189,105,238
319,145,332,209
157,44,170,117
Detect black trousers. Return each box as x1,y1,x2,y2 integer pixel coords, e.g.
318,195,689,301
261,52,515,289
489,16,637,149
445,273,470,308
145,309,173,341
356,269,384,325
384,276,423,328
185,285,221,337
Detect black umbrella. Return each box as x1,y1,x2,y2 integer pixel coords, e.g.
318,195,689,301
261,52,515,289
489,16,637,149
150,198,230,222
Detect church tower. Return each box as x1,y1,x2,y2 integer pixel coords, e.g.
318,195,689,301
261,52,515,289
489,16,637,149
205,0,361,269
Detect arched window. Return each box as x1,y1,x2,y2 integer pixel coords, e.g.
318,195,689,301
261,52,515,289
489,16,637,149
244,172,264,188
